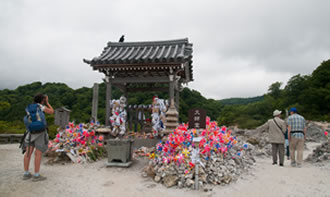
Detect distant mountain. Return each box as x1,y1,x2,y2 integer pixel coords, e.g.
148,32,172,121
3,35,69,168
219,96,264,105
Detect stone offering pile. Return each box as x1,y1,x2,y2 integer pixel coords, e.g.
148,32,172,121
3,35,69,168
231,128,272,157
47,122,105,164
143,117,256,188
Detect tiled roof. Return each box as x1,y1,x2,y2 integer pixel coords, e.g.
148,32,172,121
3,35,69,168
84,38,192,65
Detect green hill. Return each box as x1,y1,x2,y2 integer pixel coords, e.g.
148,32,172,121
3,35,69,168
220,96,264,105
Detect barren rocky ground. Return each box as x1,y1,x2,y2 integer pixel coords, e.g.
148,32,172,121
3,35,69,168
0,142,329,197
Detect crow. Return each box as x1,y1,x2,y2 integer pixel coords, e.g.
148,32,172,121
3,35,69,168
119,35,125,42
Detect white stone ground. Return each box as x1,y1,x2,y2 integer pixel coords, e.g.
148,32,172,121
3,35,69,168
0,142,329,197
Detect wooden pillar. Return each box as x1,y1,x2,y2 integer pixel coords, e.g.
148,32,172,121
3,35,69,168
169,74,174,105
134,106,138,132
124,84,128,100
129,106,133,132
91,83,99,122
105,77,112,126
175,89,180,113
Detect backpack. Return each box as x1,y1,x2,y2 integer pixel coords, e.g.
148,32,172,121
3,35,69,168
23,103,47,133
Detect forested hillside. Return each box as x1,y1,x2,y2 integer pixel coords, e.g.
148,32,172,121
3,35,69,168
220,96,264,105
0,59,329,137
217,59,330,127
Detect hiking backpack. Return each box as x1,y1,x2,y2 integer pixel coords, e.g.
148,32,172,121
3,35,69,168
23,103,47,133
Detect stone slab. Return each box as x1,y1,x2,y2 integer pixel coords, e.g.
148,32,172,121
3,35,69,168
106,161,133,168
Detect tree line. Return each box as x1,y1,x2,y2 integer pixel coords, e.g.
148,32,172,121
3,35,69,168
0,59,329,137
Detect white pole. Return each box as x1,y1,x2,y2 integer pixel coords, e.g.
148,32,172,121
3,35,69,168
195,147,199,190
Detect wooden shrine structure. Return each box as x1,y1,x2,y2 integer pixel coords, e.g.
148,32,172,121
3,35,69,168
84,38,194,126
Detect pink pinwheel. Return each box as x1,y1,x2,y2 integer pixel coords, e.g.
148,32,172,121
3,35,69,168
179,136,185,143
177,154,184,164
202,144,211,154
206,116,210,125
199,138,206,148
83,130,88,136
221,147,228,153
69,122,74,128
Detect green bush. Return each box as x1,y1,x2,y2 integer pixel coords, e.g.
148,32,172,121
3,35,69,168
0,120,25,134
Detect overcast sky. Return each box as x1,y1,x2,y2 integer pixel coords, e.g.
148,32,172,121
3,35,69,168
1,0,329,99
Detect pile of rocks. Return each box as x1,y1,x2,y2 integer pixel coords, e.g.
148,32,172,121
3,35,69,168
47,122,105,164
305,141,330,163
231,128,272,157
306,121,328,142
144,141,256,188
133,146,155,158
143,118,256,189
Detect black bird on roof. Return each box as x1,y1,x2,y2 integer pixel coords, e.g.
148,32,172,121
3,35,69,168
119,35,125,42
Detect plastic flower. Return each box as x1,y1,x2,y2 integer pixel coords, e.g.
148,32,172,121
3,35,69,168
243,144,248,149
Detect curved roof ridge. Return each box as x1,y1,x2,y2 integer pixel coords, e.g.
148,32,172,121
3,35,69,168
107,38,189,47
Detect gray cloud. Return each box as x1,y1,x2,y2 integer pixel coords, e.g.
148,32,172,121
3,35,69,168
1,0,329,99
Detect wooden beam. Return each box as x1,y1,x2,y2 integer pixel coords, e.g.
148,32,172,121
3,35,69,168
127,87,168,92
112,76,169,84
113,84,126,92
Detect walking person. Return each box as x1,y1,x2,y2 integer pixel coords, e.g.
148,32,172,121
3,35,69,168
287,107,306,167
21,93,54,181
284,127,290,160
260,110,286,166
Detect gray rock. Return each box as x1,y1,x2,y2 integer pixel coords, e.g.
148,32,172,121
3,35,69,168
185,179,195,187
178,181,183,188
163,175,179,188
185,173,193,179
154,175,161,183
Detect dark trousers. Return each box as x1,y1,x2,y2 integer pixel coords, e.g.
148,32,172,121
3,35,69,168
272,143,284,165
286,144,290,157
